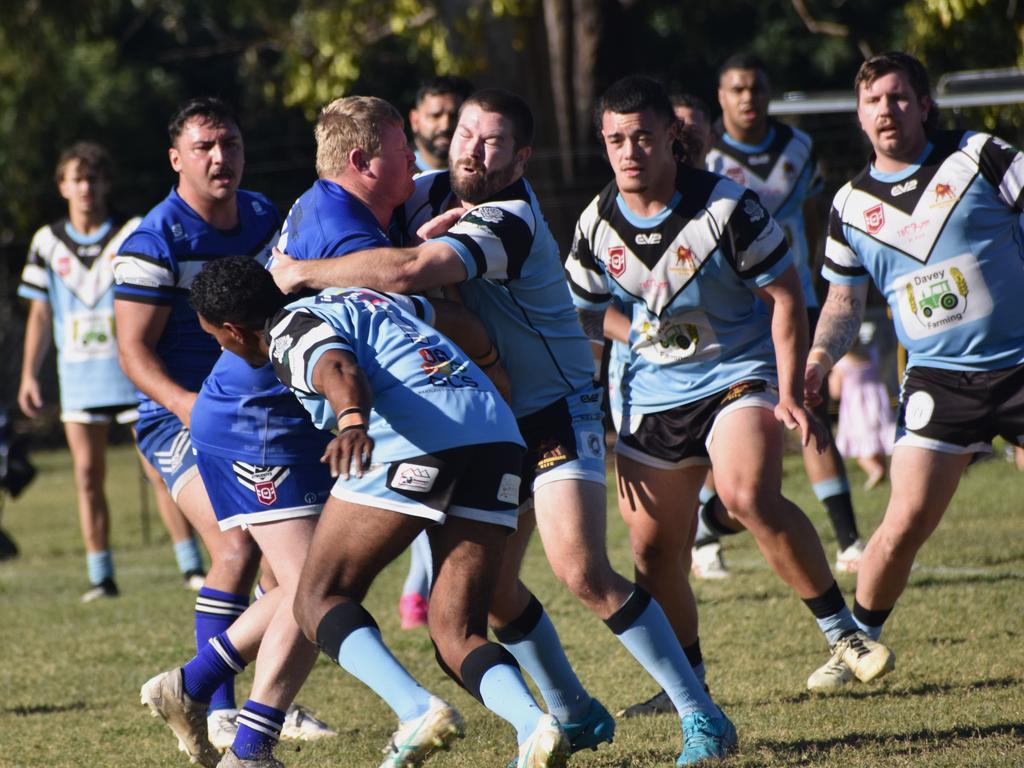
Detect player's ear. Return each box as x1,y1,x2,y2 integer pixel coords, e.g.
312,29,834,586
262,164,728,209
349,147,371,175
168,146,182,173
514,146,532,175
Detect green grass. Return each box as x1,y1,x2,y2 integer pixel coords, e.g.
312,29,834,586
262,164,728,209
1,445,1023,767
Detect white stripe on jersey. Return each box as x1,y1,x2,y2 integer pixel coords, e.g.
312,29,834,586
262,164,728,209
268,310,346,394
112,254,175,290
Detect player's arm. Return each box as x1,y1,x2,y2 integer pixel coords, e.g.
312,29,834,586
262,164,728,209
754,265,825,451
603,305,630,344
270,241,468,296
18,300,52,418
805,281,869,405
114,300,198,426
427,298,511,403
309,348,374,480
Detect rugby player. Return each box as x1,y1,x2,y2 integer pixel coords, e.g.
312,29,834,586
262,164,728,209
17,142,206,601
699,54,863,579
271,88,735,765
409,75,474,173
564,75,895,704
192,256,571,768
805,51,1024,690
116,98,332,756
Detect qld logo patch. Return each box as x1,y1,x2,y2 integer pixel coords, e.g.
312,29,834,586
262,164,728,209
233,463,291,507
863,204,885,235
607,246,627,278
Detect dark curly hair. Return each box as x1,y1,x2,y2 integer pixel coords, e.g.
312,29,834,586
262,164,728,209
168,96,239,146
188,256,287,328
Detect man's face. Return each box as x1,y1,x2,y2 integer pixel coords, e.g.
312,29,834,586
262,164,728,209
600,108,677,195
449,104,528,204
410,93,462,168
169,117,244,205
857,70,930,163
674,104,713,163
198,315,265,366
718,68,769,135
58,159,110,220
366,120,417,208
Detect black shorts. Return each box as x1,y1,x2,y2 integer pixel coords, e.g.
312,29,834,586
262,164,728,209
896,363,1024,454
616,380,777,469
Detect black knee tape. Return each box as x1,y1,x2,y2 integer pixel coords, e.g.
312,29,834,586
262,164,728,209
460,643,519,704
604,586,652,635
315,601,379,661
492,593,544,644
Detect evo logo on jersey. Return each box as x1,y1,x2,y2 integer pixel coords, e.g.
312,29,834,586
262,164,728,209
891,180,918,197
635,233,662,245
392,463,439,493
893,252,993,340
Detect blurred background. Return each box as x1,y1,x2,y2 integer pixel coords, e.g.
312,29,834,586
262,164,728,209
3,0,1023,442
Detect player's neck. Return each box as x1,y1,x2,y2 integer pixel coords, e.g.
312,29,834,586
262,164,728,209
415,142,444,172
67,207,107,236
618,177,676,218
724,119,768,147
338,176,393,229
872,137,929,174
178,185,239,230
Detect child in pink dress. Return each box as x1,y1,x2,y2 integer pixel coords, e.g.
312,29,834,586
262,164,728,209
829,339,895,490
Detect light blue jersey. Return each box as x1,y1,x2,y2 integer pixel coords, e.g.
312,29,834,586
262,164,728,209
565,164,793,418
266,288,524,461
399,171,595,418
19,217,140,412
707,121,823,308
824,130,1024,372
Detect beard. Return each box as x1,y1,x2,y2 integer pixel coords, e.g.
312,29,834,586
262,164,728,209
449,157,519,204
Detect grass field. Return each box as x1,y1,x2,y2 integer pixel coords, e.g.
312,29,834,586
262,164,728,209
1,444,1022,767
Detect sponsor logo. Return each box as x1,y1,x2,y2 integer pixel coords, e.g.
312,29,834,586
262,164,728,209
748,152,771,165
304,492,319,504
895,252,993,340
581,430,605,459
270,335,293,365
743,198,766,223
170,223,187,241
897,219,932,243
671,246,698,274
55,255,72,277
607,246,627,277
782,160,796,176
496,473,521,505
863,204,885,234
232,464,291,507
903,390,935,431
891,179,918,196
392,463,439,493
721,380,766,405
641,278,669,290
77,244,101,258
725,166,746,185
254,481,278,506
252,200,264,215
580,392,601,403
635,232,662,245
930,182,958,207
535,440,569,471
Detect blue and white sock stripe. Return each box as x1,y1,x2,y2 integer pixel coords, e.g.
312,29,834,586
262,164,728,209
195,595,248,618
209,636,246,674
237,708,283,740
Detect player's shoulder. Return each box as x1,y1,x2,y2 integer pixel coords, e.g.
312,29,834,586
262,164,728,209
776,120,813,151
236,189,279,223
28,219,63,248
830,175,862,218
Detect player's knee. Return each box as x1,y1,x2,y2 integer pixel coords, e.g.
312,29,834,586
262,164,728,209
716,484,769,522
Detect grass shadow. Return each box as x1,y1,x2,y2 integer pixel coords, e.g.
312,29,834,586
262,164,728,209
7,701,87,716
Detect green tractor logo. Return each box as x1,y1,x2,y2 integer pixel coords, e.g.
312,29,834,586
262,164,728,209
906,267,968,326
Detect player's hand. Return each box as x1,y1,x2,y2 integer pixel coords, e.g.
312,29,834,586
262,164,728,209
268,248,305,294
775,399,828,454
416,207,469,241
322,428,374,479
483,360,513,405
804,362,826,408
173,391,199,429
17,378,43,419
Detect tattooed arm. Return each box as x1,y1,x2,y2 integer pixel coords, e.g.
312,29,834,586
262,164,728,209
805,281,869,405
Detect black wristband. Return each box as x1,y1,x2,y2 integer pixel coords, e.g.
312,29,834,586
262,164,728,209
339,423,369,435
337,407,364,419
478,350,501,370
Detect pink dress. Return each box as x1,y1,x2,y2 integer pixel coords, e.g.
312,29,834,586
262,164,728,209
834,356,895,459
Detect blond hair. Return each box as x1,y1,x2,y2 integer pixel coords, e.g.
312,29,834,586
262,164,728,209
315,96,403,178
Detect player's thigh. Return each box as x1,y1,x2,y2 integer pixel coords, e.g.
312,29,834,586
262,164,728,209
245,517,318,592
533,478,610,569
884,445,970,540
616,452,706,553
707,403,785,509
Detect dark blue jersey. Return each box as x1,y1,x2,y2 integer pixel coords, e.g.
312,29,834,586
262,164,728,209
113,188,280,419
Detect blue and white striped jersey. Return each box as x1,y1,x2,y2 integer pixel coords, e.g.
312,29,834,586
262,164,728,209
707,121,823,307
267,288,523,459
112,188,280,418
823,130,1024,372
400,171,595,418
565,164,793,417
19,217,140,411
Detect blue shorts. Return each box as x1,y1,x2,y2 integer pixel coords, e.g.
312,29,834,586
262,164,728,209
195,451,332,531
517,384,608,499
329,442,524,530
136,410,199,502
